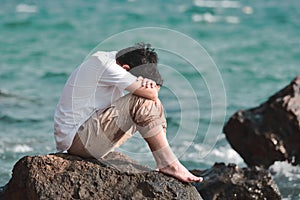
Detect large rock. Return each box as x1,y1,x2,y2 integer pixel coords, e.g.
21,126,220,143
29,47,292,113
224,76,300,168
191,163,281,200
0,152,201,200
0,152,281,200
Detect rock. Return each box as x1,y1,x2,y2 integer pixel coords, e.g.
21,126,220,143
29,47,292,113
0,152,202,200
0,151,281,200
191,163,281,200
224,76,300,168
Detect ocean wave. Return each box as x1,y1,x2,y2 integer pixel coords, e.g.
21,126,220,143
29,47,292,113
3,20,32,28
41,71,69,79
125,12,145,21
3,19,74,31
0,90,18,98
178,140,244,166
192,13,240,24
0,114,41,124
11,144,34,153
16,4,38,13
270,161,300,199
0,89,41,105
270,161,300,182
188,0,244,24
194,0,241,9
0,143,34,156
47,21,75,30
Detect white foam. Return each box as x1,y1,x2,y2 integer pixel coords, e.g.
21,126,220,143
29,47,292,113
242,6,253,15
11,144,33,153
206,145,244,164
192,13,221,23
16,4,38,13
225,16,240,24
192,13,239,24
270,161,300,181
194,0,240,8
180,142,244,166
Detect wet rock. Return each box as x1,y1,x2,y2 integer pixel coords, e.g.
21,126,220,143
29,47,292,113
224,76,300,168
191,163,281,200
0,152,201,200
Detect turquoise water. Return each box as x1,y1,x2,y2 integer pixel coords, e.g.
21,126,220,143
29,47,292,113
1,0,299,199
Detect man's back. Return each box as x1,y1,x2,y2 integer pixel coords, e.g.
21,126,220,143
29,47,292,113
54,51,136,152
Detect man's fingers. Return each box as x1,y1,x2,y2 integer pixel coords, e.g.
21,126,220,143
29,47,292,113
141,78,147,87
137,76,157,88
147,80,154,88
141,78,156,88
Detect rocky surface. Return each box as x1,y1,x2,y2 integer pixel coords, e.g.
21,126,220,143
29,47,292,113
224,76,300,168
0,152,201,200
191,163,281,200
0,151,281,200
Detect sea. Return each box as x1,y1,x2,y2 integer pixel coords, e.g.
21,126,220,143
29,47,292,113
0,0,299,199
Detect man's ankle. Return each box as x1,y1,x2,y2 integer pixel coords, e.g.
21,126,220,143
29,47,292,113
158,160,180,171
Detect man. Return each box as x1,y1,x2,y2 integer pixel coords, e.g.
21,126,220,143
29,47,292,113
54,43,202,183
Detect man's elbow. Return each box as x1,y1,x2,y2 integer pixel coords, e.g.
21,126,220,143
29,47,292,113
141,90,158,101
131,87,158,101
149,90,158,101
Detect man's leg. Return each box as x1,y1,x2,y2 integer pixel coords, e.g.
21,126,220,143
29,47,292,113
128,95,202,183
145,131,203,182
69,94,202,182
68,101,137,159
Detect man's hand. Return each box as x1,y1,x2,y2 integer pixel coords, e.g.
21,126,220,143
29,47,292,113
139,76,157,88
126,76,159,101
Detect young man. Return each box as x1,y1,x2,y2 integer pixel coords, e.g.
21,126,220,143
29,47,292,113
54,43,202,183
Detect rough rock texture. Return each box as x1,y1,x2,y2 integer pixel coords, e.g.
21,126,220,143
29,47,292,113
224,76,300,168
191,163,281,200
0,152,201,200
0,152,281,200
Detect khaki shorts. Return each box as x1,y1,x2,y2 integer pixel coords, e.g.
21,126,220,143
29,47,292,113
68,94,166,159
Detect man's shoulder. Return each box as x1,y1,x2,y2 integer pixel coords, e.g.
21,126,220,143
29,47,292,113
83,51,117,71
92,51,117,62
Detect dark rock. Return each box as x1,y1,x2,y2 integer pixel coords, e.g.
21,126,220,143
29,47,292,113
191,163,281,200
0,152,202,200
224,76,300,168
0,151,281,200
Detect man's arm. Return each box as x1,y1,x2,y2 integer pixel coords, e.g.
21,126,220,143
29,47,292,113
125,77,159,101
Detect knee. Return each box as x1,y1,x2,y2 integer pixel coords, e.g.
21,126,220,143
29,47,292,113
129,95,165,127
130,95,162,114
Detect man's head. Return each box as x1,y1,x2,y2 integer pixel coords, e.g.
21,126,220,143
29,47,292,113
116,43,163,86
116,43,158,68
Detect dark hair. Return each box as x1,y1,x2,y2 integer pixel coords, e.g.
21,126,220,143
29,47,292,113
116,43,158,69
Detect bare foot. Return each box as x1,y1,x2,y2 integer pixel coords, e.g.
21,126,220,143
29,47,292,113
158,161,203,183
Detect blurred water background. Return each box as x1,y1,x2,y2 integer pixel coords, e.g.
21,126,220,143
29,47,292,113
0,0,299,199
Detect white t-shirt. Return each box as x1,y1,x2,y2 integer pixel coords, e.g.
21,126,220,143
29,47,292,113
54,51,137,152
